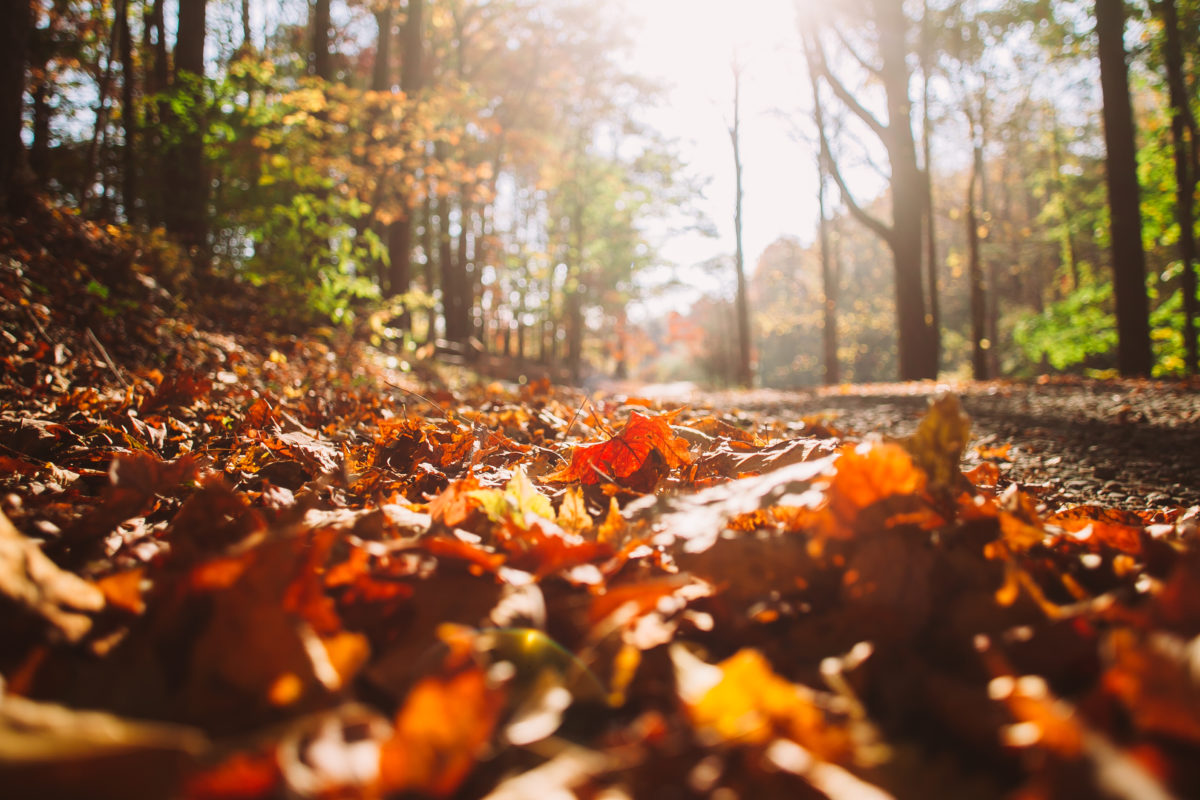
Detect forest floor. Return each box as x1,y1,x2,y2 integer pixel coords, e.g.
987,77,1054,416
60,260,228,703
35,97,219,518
674,379,1200,512
3,203,1200,799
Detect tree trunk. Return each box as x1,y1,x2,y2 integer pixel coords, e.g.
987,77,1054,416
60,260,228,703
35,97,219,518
401,0,423,95
1049,107,1080,291
119,0,137,223
80,0,129,213
877,0,935,380
372,6,393,92
436,192,457,340
1096,0,1153,376
967,139,988,380
808,58,838,386
1158,0,1198,374
453,194,473,342
387,0,423,306
730,60,753,388
241,0,252,51
310,0,332,80
919,1,940,373
141,0,169,227
0,0,31,214
162,0,208,261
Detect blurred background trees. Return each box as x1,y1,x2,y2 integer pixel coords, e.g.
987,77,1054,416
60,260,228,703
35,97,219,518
6,0,1200,384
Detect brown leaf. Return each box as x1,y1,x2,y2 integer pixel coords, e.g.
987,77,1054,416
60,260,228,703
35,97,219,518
0,508,105,642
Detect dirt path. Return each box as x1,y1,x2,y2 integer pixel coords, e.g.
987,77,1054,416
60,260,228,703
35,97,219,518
649,379,1200,512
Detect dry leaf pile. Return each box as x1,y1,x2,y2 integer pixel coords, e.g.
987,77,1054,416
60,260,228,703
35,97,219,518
3,208,1200,799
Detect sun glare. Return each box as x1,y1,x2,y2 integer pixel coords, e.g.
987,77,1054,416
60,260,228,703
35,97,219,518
630,0,815,295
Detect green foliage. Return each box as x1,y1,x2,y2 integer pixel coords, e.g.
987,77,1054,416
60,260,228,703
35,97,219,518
1012,278,1118,373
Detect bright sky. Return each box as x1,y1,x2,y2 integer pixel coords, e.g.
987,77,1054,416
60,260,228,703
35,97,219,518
628,0,819,292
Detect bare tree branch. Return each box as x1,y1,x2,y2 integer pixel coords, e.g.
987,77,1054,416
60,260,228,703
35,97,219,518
819,120,894,246
834,26,881,77
803,30,893,245
808,29,888,143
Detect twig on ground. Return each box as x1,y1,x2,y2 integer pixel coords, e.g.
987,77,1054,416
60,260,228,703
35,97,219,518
85,327,128,388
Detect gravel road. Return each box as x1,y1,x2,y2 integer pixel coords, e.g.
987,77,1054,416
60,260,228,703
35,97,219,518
676,379,1200,512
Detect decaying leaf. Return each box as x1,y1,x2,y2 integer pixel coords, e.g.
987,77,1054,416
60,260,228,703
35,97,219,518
0,508,105,642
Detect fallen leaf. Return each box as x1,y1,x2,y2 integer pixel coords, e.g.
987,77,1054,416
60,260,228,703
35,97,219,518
468,465,554,527
378,666,506,796
672,645,853,761
902,393,971,492
0,508,105,642
545,410,693,489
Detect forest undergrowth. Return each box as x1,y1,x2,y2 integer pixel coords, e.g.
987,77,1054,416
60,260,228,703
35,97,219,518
2,204,1200,799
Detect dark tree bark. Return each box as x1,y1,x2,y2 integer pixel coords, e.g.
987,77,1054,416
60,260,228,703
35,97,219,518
162,0,209,260
310,0,332,80
806,3,937,381
372,5,393,93
119,0,137,223
387,0,423,306
80,0,128,212
730,59,753,388
1157,0,1198,374
0,0,31,214
1096,0,1153,376
877,0,935,380
146,0,168,94
241,0,252,51
27,7,59,190
400,0,423,95
140,0,169,227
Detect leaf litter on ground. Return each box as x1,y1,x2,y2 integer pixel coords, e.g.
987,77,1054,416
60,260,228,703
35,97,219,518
2,207,1200,798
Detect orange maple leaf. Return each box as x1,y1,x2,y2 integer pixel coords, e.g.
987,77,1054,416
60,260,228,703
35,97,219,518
545,410,692,487
378,666,505,796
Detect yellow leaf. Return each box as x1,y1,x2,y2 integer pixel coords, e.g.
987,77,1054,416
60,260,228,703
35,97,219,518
556,487,593,535
596,497,625,545
672,646,852,761
902,393,971,492
468,466,553,527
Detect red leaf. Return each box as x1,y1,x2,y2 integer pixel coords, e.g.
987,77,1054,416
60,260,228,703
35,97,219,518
545,410,692,488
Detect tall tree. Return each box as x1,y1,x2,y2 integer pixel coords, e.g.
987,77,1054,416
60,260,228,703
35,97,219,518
118,0,137,222
918,0,940,373
1096,0,1153,376
1,0,32,213
386,0,423,309
311,0,333,80
1156,0,1198,374
804,2,938,381
806,48,839,385
162,0,209,259
729,57,753,387
966,104,988,380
